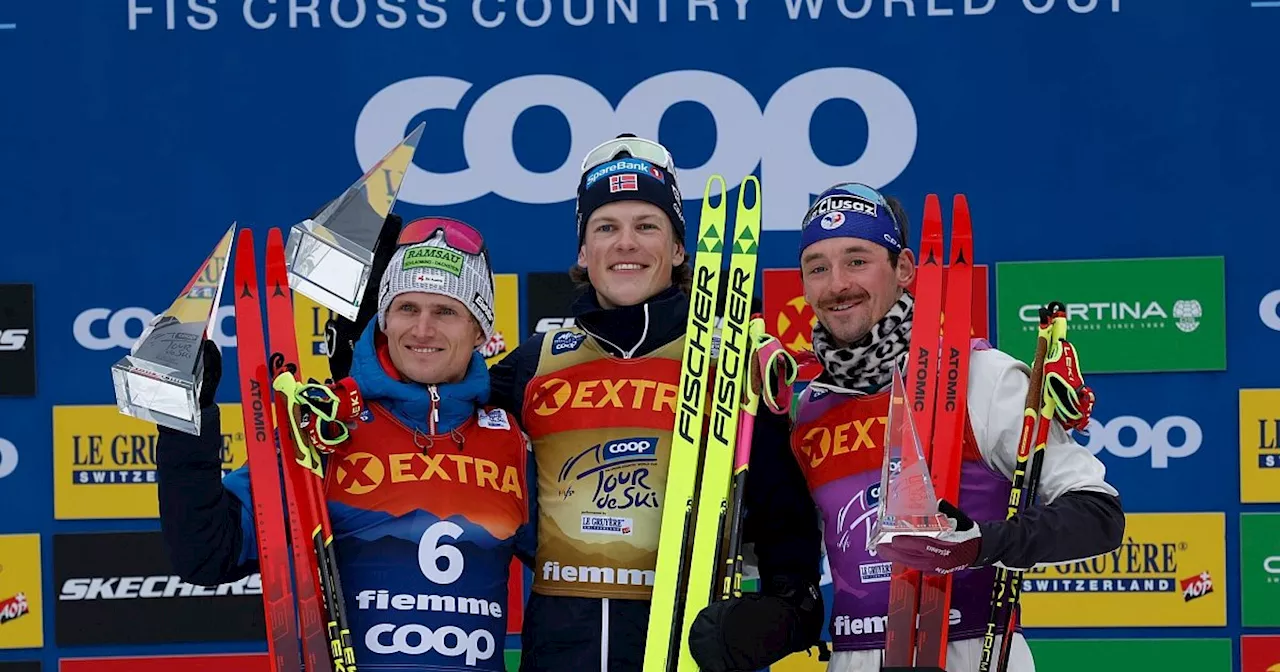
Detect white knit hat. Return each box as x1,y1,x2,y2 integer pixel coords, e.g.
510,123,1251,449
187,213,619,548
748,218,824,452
376,230,495,342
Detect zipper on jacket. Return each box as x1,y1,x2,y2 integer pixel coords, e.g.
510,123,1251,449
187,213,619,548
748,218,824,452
428,384,440,435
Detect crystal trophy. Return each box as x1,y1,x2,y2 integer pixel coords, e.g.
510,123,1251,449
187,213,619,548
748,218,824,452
867,361,953,549
111,223,235,436
284,123,424,321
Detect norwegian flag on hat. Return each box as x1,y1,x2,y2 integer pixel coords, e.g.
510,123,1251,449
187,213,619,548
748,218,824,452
609,174,638,193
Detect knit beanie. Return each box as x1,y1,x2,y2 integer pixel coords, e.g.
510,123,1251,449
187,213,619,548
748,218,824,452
575,134,686,245
376,229,496,342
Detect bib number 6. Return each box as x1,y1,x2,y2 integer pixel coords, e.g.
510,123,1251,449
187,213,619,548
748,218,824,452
419,521,465,585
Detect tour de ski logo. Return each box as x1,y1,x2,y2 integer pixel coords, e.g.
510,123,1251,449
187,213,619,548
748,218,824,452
557,436,661,515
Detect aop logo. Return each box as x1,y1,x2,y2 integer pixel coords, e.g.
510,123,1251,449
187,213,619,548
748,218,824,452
336,452,386,495
73,306,237,350
1079,415,1202,468
354,68,917,231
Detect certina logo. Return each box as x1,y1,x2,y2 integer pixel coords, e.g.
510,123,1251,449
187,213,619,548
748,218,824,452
1078,415,1202,469
531,377,677,416
541,561,655,587
74,306,237,350
354,69,917,231
334,451,523,498
1017,300,1203,333
59,573,262,600
833,609,959,636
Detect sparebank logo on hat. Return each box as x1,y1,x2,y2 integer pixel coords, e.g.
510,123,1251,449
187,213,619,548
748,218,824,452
585,158,664,189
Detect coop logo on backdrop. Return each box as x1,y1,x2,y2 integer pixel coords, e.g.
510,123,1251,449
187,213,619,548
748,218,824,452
354,69,917,232
0,438,17,480
1261,290,1280,332
1078,415,1202,469
73,306,236,351
54,532,265,646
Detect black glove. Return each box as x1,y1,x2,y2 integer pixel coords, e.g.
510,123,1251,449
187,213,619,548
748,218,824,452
688,576,825,672
198,339,221,409
324,212,404,380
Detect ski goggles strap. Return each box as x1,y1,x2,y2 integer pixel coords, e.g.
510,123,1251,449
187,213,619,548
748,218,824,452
271,372,327,476
748,317,798,415
579,136,675,174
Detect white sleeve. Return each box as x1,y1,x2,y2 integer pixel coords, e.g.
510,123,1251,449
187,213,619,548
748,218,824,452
965,348,1119,504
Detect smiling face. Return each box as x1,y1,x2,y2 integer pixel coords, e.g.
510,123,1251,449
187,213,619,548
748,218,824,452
577,200,686,308
382,292,485,384
800,238,916,346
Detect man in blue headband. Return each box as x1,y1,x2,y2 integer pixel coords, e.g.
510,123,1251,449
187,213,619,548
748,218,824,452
690,183,1124,672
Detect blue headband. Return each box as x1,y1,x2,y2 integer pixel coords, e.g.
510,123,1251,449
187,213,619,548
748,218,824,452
798,183,903,257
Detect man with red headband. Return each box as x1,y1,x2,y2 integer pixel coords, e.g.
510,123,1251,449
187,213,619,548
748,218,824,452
154,216,536,671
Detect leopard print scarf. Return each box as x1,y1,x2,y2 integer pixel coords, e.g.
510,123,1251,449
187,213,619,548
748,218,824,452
811,292,914,392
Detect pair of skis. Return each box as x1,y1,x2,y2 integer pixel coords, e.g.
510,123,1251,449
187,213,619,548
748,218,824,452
643,175,779,672
232,227,356,672
882,194,974,672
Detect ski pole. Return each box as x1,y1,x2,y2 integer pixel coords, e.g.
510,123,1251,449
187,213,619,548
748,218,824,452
719,317,797,600
977,302,1060,672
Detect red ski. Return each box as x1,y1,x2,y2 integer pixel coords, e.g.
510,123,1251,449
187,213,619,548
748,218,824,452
914,196,974,669
265,228,356,671
883,194,975,671
883,195,945,667
232,228,303,672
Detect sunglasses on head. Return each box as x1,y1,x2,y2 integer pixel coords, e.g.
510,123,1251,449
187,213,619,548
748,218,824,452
398,217,493,287
580,136,675,174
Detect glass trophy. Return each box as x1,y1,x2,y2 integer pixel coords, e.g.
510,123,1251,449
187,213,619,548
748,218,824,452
867,361,954,550
111,223,235,436
284,123,425,321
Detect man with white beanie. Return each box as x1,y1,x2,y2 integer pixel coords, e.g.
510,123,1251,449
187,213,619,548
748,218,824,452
155,216,537,671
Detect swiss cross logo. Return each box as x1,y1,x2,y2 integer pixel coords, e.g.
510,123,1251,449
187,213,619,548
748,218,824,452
609,174,638,193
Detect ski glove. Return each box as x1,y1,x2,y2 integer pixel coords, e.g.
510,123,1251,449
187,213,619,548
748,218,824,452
688,576,825,672
198,339,221,409
874,499,984,575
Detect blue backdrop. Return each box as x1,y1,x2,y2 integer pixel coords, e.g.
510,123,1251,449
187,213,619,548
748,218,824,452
1,0,1278,669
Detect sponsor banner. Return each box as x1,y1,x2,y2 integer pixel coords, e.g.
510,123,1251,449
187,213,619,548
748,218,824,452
526,272,581,337
0,534,43,650
1241,513,1280,627
1240,389,1280,504
995,257,1226,373
762,266,989,382
0,437,17,480
1026,638,1232,672
0,664,40,672
53,404,248,520
1020,512,1226,627
54,531,265,645
1242,635,1280,672
59,654,269,672
73,305,237,351
0,284,36,397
